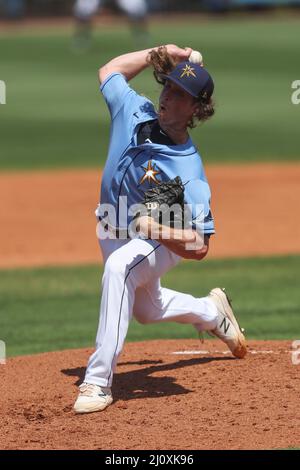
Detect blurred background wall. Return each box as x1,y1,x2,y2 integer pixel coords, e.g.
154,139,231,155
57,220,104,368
0,0,300,19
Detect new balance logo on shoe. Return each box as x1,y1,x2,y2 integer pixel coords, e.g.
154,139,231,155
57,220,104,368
220,317,230,334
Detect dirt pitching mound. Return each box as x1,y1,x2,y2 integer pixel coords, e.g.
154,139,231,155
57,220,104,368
0,339,299,450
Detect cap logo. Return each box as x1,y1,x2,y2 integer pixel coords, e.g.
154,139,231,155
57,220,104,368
180,65,197,79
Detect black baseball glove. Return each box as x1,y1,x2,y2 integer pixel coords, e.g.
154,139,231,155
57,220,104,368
137,176,185,228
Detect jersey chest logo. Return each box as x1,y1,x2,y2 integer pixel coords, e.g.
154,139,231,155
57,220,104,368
139,160,161,185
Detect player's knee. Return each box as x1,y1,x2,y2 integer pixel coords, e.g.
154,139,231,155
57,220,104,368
104,252,127,277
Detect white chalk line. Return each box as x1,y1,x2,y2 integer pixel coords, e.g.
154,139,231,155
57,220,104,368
171,350,292,356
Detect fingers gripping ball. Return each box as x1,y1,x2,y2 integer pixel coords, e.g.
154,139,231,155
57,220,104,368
188,50,203,65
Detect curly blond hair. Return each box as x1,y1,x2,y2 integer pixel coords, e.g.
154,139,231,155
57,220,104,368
147,46,215,128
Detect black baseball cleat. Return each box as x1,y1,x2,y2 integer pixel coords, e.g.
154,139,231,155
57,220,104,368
207,288,247,358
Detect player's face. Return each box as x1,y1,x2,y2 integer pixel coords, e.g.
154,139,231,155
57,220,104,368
158,81,198,128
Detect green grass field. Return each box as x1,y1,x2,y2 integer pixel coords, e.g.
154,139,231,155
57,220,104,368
1,255,299,357
0,18,300,170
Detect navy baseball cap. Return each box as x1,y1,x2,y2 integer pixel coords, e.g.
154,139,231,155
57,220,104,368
160,61,214,101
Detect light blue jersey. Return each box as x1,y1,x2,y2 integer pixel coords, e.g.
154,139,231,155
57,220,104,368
97,73,215,235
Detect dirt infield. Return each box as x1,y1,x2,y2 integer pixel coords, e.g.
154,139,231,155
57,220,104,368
1,162,300,268
0,339,299,450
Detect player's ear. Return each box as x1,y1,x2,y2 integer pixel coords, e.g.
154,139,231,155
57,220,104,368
192,102,200,116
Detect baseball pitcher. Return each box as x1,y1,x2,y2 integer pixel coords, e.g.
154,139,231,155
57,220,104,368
73,44,247,414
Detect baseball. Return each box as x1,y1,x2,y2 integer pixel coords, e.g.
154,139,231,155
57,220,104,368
188,50,203,65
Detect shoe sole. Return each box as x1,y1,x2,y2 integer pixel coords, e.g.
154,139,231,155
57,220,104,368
74,396,113,414
211,288,247,359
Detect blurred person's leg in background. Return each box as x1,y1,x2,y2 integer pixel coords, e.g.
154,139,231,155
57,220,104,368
116,0,150,46
73,0,101,50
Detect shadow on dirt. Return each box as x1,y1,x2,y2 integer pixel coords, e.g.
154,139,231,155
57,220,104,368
62,356,234,401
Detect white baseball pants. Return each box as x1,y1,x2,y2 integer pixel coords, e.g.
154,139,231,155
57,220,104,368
84,237,218,387
74,0,147,20
74,0,100,20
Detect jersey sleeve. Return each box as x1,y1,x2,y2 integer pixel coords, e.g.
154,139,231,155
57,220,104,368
100,72,141,120
184,179,215,235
